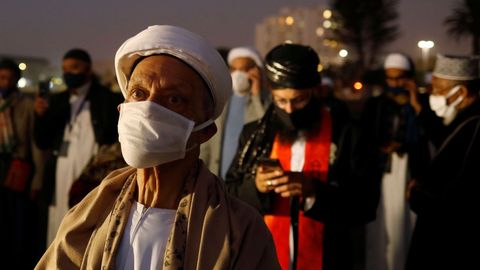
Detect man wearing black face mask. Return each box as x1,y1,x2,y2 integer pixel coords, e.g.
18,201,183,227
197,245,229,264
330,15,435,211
226,44,381,270
33,48,122,245
361,53,431,270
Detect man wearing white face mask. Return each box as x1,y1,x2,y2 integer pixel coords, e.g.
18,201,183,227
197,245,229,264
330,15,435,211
200,46,269,179
406,54,480,269
35,25,280,270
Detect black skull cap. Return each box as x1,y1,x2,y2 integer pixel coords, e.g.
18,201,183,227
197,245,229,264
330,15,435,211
265,43,321,89
63,48,92,64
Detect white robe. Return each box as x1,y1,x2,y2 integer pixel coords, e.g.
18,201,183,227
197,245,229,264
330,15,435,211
47,85,98,245
366,153,416,270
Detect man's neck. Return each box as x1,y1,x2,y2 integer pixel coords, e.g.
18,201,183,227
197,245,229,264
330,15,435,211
136,151,199,209
70,80,91,96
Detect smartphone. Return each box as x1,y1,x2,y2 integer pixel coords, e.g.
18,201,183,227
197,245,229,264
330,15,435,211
38,80,50,98
257,157,282,170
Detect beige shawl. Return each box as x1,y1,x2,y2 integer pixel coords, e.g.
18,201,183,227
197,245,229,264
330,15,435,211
35,161,280,270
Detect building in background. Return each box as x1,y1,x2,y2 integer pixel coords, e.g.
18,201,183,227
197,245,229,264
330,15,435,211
255,6,346,69
0,55,121,94
0,54,65,94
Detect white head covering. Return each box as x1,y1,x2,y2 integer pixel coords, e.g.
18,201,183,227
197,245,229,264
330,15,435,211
384,53,411,70
115,25,231,119
227,46,263,68
433,54,480,81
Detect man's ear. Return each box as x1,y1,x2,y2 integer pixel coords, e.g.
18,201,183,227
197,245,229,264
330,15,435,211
459,85,469,97
197,122,217,144
448,85,468,107
457,84,473,108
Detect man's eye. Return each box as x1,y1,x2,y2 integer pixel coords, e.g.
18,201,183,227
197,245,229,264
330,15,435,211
130,89,147,100
168,96,183,104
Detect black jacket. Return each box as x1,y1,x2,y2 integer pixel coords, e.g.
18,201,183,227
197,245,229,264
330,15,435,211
359,94,431,178
406,100,480,270
34,81,122,203
225,102,381,270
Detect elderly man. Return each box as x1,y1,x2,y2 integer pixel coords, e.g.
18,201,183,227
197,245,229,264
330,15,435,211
200,46,269,179
406,55,480,270
35,25,279,270
226,43,380,270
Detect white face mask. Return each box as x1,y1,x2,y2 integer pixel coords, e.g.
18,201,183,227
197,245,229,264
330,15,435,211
429,85,464,125
118,101,213,168
231,70,251,96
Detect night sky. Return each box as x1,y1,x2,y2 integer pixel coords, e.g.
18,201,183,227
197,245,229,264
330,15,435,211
0,0,469,69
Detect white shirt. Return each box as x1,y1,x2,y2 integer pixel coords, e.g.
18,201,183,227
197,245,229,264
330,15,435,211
290,133,306,172
116,201,176,270
48,82,99,245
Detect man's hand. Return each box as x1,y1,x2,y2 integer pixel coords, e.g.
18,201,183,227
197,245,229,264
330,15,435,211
255,165,282,193
405,79,422,114
381,141,402,154
255,166,316,197
270,172,316,198
406,178,418,200
34,96,49,117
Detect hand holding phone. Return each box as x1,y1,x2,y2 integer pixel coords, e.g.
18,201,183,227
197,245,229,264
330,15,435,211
35,80,50,117
255,157,283,193
257,157,282,170
38,80,50,98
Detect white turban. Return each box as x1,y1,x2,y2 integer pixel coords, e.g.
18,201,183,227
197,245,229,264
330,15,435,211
227,46,263,68
115,25,231,119
384,53,411,71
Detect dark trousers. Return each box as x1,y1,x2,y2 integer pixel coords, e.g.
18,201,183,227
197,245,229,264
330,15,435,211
0,187,46,269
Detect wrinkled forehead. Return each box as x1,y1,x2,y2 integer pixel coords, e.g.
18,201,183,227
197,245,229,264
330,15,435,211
432,75,455,87
131,55,200,80
129,55,210,95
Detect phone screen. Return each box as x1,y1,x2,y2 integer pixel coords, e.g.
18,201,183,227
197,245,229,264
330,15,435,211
257,158,282,170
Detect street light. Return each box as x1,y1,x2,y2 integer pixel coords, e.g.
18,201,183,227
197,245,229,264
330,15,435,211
323,9,332,19
323,20,332,29
18,63,27,71
417,40,435,70
285,16,295,26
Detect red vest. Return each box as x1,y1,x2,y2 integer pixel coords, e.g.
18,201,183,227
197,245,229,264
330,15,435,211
264,108,332,270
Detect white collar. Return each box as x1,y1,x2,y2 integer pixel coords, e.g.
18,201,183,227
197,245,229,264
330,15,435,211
73,81,91,97
69,81,91,103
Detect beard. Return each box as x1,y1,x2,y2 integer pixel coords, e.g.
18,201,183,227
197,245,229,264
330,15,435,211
273,98,322,144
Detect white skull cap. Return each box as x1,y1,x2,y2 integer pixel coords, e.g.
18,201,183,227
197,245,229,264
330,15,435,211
384,53,411,71
115,25,231,119
227,46,263,68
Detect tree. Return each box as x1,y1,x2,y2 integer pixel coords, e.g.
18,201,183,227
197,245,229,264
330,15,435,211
444,0,480,55
331,0,399,73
